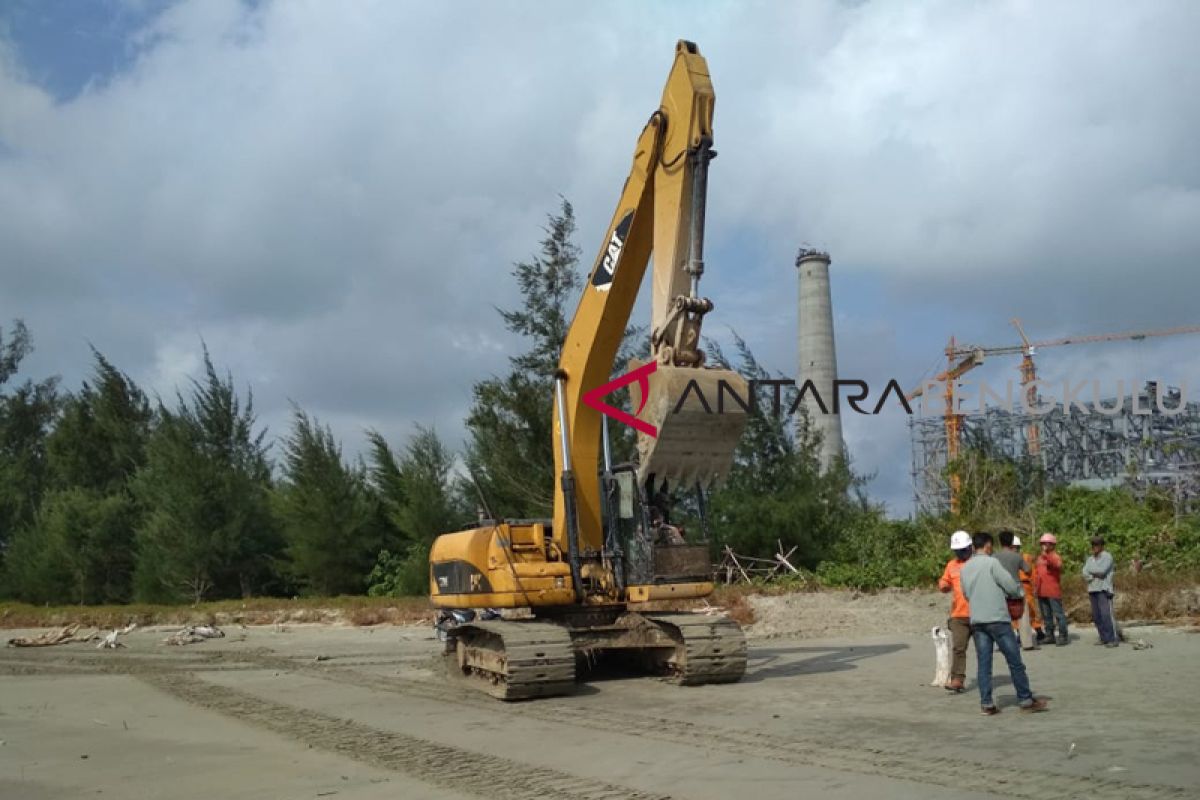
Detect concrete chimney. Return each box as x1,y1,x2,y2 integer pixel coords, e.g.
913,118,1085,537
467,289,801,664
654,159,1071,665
795,248,844,470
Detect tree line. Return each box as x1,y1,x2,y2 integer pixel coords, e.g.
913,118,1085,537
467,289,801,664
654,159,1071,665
0,322,469,604
11,197,1181,606
0,199,886,606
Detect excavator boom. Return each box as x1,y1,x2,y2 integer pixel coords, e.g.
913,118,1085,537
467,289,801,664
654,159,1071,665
551,40,747,562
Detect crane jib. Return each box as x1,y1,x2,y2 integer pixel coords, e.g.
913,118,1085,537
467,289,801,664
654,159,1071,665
590,210,634,290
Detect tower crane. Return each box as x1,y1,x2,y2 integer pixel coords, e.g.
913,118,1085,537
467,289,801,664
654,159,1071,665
911,321,1200,513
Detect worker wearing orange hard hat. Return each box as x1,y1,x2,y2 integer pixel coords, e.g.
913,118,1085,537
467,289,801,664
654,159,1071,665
1014,535,1045,644
1035,533,1069,646
937,530,973,692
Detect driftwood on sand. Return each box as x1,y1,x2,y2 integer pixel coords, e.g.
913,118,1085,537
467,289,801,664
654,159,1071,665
162,625,226,646
6,624,81,648
7,622,141,649
97,623,138,649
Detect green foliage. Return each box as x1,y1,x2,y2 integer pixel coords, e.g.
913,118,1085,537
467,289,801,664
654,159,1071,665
1032,485,1200,570
815,514,947,590
0,320,33,386
705,335,871,570
945,432,1044,529
818,443,1200,590
46,348,153,493
5,351,154,604
465,199,581,519
0,320,61,562
0,322,474,605
461,198,646,519
498,197,583,378
464,372,555,517
5,488,137,604
365,426,466,597
275,409,387,596
392,427,463,542
366,546,431,598
132,349,279,603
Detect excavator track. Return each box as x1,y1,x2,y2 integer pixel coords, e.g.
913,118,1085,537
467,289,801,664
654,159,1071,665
642,613,747,685
446,620,575,701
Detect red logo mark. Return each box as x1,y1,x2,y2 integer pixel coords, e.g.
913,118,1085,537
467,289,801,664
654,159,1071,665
582,361,658,437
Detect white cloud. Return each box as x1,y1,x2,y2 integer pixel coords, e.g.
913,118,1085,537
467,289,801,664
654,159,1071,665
2,1,1198,513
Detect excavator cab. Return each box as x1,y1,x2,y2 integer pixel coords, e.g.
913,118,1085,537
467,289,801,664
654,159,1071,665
609,463,719,592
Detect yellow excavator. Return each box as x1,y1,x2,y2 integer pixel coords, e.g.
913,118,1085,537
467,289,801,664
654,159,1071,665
429,40,749,699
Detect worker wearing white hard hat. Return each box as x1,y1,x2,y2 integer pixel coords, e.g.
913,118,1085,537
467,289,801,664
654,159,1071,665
997,531,1036,650
937,531,974,692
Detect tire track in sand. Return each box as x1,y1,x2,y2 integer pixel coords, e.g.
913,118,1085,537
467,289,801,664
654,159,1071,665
137,670,671,800
231,652,1189,800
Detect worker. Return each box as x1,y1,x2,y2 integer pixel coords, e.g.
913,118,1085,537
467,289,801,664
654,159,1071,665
1082,535,1119,647
937,530,973,693
1036,533,1069,646
995,530,1023,580
649,485,683,545
1016,535,1045,643
997,531,1036,650
959,531,1049,715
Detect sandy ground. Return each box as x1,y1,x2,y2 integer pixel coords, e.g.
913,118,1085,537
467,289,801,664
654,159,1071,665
2,612,1198,800
744,588,951,639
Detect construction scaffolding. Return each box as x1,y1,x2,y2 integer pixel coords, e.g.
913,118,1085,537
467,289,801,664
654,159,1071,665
910,383,1200,514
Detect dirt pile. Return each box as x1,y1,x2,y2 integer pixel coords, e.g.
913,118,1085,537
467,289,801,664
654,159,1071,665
745,588,948,639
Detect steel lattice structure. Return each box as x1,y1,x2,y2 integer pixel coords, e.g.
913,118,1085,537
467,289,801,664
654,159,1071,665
910,383,1200,514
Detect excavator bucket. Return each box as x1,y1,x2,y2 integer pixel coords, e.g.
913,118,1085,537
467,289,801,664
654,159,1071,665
631,362,749,490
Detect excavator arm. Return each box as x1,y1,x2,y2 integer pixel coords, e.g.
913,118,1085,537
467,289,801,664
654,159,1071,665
551,40,747,585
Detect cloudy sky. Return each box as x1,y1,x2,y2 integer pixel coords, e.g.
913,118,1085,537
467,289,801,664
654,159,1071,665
2,0,1198,514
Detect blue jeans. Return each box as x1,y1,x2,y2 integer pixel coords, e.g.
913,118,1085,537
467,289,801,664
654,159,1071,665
1089,591,1117,643
1038,597,1069,641
972,621,1034,708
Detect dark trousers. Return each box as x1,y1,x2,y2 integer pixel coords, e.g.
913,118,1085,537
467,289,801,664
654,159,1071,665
972,621,1034,709
1089,591,1118,643
1038,597,1069,641
948,616,971,682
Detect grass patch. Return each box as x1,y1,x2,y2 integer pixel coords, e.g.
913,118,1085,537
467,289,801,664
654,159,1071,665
1061,570,1200,624
0,595,433,630
3,569,1195,631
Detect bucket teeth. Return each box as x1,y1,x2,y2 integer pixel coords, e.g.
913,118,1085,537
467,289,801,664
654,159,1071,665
631,363,749,491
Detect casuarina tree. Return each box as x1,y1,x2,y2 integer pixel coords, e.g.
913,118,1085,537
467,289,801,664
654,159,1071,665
132,349,279,603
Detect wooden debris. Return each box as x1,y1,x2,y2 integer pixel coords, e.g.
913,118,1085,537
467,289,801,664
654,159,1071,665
162,624,226,646
97,623,138,650
715,545,814,586
7,625,80,648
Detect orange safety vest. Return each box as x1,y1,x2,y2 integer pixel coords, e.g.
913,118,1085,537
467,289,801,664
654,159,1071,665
938,558,970,619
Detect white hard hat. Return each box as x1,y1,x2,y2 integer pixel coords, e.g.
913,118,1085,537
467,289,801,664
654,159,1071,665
1012,535,1022,547
949,530,972,550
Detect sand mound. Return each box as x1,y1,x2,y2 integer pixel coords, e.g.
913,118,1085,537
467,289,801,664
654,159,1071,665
745,588,948,640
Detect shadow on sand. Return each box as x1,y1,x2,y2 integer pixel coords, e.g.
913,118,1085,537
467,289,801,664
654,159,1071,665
741,642,908,683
